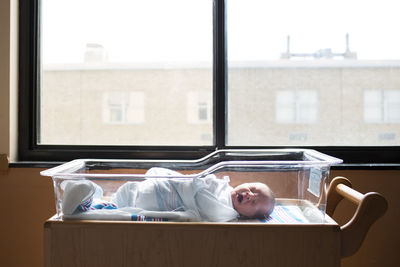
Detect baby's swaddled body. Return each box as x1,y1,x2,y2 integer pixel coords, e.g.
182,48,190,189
62,167,239,222
112,168,239,222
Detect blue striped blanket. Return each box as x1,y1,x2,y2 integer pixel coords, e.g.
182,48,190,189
63,204,322,223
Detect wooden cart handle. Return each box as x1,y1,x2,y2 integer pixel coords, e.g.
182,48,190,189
326,176,388,258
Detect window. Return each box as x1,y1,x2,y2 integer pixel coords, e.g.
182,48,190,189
103,92,145,124
276,90,318,124
38,0,213,147
187,92,212,124
225,0,400,156
19,0,400,163
364,90,400,123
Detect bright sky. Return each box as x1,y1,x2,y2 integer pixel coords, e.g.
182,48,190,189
42,0,400,64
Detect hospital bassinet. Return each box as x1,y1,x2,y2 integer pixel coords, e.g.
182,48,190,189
42,149,387,267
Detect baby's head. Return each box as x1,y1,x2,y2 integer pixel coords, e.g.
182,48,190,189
231,182,275,219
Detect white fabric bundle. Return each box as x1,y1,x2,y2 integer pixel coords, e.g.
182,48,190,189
112,167,238,222
62,167,239,222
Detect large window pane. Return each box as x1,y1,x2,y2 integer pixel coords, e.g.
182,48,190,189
227,0,400,146
40,0,213,145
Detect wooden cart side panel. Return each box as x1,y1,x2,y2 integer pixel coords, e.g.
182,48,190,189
45,221,341,267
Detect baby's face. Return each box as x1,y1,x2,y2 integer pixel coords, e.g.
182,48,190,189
231,182,274,218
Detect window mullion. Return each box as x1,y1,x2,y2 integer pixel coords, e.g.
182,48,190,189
214,0,226,149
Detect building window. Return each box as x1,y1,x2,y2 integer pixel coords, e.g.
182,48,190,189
364,90,400,123
276,90,318,124
187,92,212,124
198,102,209,121
103,92,145,124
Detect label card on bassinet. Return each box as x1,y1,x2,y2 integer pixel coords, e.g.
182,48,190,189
308,168,322,197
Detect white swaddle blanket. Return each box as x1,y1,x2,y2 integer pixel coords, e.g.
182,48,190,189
63,167,239,222
112,167,238,222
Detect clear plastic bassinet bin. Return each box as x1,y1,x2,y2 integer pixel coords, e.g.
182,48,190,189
41,149,342,223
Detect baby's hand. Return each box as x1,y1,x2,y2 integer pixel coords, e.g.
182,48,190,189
232,183,259,204
234,183,252,194
234,188,255,203
240,190,255,202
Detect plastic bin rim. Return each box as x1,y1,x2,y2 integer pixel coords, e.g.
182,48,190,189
40,149,343,178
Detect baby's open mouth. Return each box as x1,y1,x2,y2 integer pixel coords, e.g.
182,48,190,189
237,193,243,203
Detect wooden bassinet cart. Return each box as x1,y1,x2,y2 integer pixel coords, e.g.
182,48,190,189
44,177,387,267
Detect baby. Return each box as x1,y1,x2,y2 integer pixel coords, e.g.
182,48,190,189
61,167,275,222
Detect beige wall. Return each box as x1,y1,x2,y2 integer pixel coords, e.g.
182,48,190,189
0,167,55,267
40,63,400,147
0,0,17,160
41,68,213,145
1,1,399,267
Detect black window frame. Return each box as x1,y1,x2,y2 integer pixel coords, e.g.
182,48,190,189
18,0,400,165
